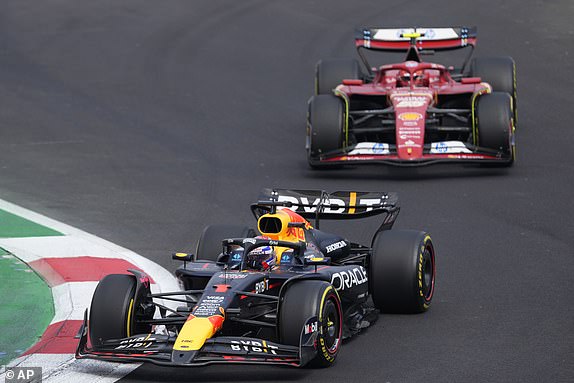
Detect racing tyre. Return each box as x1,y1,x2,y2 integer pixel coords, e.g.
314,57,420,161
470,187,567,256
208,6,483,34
89,274,152,347
470,56,517,127
196,224,254,262
279,281,342,368
476,92,514,167
307,94,345,169
369,230,435,314
315,58,361,95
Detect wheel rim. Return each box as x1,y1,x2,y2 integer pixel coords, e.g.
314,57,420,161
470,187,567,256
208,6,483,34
322,298,341,354
422,244,435,301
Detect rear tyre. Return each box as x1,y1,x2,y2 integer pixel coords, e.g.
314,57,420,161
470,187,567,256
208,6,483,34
315,58,361,95
470,56,517,127
89,274,152,347
369,230,435,314
476,92,514,167
279,281,342,368
196,224,253,262
307,95,345,169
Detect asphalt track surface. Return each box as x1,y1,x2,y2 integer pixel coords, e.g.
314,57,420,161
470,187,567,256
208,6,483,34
0,0,573,382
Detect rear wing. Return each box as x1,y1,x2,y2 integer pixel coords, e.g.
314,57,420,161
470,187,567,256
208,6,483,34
355,27,477,51
251,188,400,230
355,26,477,75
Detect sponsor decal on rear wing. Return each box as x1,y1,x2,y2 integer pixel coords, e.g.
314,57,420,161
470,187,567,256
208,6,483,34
253,189,400,230
355,26,477,51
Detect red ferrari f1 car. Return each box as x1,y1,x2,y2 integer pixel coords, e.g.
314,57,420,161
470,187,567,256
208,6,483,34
307,27,517,167
76,189,436,368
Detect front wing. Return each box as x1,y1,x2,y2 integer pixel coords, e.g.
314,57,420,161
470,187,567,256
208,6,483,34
309,141,513,167
75,315,317,367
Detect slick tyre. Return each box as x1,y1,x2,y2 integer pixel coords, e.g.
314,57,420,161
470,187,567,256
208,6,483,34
315,58,361,95
369,230,435,314
89,274,145,347
279,281,342,368
196,224,253,262
475,92,514,167
307,95,345,169
470,56,517,127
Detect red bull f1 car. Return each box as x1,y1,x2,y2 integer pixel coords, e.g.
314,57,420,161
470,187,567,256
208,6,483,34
76,189,436,368
307,27,517,167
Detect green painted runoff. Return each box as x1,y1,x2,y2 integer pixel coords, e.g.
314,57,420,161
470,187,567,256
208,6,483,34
0,251,54,363
0,209,62,238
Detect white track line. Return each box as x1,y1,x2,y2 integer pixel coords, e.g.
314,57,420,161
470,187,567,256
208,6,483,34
51,281,99,323
0,199,180,382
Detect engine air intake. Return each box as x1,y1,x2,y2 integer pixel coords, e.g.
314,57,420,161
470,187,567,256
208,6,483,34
258,216,283,234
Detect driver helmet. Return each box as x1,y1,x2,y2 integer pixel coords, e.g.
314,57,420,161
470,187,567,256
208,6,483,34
245,244,276,271
397,70,411,87
412,70,427,87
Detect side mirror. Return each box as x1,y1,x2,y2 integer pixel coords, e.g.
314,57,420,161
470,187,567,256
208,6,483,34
342,79,364,86
172,252,194,262
461,77,481,84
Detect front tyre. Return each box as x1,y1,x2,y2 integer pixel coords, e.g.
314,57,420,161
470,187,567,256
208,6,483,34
89,274,152,347
279,281,342,367
307,95,345,169
476,92,514,167
369,230,436,314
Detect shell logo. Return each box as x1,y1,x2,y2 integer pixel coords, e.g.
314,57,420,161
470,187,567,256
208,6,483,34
398,112,423,121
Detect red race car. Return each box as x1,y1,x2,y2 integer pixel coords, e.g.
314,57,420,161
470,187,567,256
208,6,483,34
307,27,517,167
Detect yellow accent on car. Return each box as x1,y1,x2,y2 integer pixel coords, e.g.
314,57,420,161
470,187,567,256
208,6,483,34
348,192,357,214
399,112,421,121
318,285,338,363
173,317,219,352
126,299,134,337
471,84,491,146
334,89,350,147
511,124,516,161
403,32,422,38
257,211,292,240
510,94,516,160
